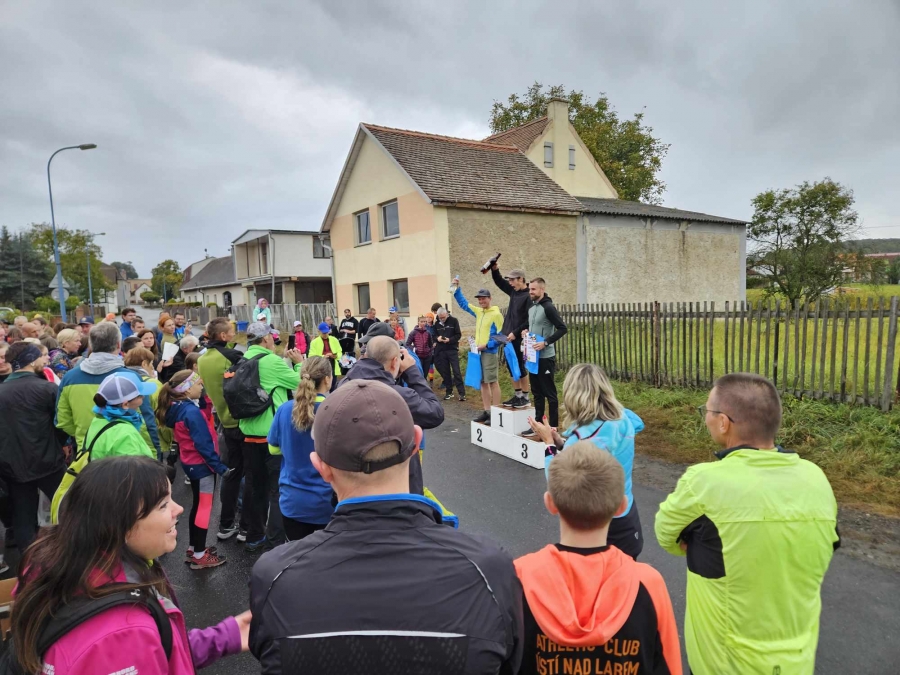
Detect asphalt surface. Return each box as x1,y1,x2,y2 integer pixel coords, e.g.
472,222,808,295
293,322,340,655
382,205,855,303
163,403,900,674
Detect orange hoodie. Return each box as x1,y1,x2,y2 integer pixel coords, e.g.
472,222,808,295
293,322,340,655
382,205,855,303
515,544,682,675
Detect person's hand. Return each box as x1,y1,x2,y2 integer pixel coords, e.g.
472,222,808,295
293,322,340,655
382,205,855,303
222,467,236,479
550,428,565,448
398,347,416,373
527,415,555,445
477,344,486,352
235,610,252,652
507,332,516,342
161,359,173,368
326,353,336,359
679,541,688,553
534,341,546,351
521,329,528,339
286,348,303,364
491,262,499,271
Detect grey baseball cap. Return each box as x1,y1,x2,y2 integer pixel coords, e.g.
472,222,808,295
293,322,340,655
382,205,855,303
359,321,394,343
97,372,157,405
246,321,272,340
474,288,492,298
505,269,527,280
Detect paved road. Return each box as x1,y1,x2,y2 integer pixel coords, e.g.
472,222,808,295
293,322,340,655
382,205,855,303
165,405,900,674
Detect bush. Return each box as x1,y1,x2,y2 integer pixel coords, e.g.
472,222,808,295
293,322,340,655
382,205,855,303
140,291,161,303
206,302,218,308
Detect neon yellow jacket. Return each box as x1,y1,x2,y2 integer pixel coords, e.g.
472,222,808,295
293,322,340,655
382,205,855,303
308,335,343,375
655,448,838,675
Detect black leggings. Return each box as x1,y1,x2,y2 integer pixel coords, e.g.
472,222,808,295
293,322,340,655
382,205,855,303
283,516,327,542
608,500,644,560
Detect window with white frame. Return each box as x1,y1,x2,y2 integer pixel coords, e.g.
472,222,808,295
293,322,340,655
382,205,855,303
544,142,553,167
391,279,409,314
313,236,331,258
356,283,370,314
355,210,371,245
382,200,400,239
569,145,576,170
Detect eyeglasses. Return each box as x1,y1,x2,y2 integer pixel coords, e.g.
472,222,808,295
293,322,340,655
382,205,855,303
697,405,737,423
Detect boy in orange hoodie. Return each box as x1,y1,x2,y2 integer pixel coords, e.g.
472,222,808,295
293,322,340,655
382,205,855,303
515,441,682,675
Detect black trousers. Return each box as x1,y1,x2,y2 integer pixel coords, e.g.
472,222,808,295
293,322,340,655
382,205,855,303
418,355,433,381
241,439,270,543
8,469,65,551
339,338,356,357
608,500,643,560
283,516,327,542
219,426,246,531
434,349,464,396
529,356,558,427
265,454,285,545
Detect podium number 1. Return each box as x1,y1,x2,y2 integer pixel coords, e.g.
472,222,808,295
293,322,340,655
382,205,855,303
521,443,528,459
476,428,483,442
497,412,503,427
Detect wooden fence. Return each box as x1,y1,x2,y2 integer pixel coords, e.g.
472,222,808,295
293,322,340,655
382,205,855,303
556,297,900,411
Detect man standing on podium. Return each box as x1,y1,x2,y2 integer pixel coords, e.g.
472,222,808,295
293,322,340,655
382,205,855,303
522,278,567,432
490,262,532,408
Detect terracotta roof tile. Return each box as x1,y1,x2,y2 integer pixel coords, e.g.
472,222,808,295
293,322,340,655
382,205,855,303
363,123,583,214
482,116,549,152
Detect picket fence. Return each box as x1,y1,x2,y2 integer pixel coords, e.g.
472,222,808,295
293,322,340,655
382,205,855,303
555,298,900,411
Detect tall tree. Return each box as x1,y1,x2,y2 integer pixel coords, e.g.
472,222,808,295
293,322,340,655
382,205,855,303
0,227,54,309
749,178,858,305
28,223,113,300
111,261,140,279
489,82,670,204
151,259,183,301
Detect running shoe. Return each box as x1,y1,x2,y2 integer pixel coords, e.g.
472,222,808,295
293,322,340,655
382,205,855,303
458,395,467,402
443,392,455,401
511,396,531,409
0,561,9,575
473,411,491,425
244,537,271,554
236,529,248,542
521,428,537,438
184,476,191,486
217,524,240,541
185,546,217,563
190,548,227,570
502,395,520,407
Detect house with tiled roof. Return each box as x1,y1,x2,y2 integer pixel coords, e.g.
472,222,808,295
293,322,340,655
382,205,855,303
179,255,244,308
322,98,746,323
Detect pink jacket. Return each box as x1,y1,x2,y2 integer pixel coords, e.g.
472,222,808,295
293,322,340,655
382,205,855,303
41,565,241,674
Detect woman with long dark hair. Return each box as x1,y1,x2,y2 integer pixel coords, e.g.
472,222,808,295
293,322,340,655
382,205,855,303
11,456,249,673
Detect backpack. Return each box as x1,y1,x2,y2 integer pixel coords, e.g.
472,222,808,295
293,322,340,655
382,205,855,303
0,585,172,674
50,421,122,525
222,354,277,420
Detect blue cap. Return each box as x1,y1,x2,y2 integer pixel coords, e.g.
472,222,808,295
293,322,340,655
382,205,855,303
318,322,330,333
78,316,95,325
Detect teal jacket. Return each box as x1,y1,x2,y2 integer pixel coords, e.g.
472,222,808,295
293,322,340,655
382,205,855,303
55,359,160,454
238,345,302,438
655,448,839,675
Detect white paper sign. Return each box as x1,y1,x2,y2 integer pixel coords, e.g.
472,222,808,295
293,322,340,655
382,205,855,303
468,336,479,354
524,334,538,364
161,342,179,362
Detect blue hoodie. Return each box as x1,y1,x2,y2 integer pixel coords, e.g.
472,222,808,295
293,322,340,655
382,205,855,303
547,409,644,518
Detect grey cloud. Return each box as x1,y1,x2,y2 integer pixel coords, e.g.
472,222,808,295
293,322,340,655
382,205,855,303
1,0,898,275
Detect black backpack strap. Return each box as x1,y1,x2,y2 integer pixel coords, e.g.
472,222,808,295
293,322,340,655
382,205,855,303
68,421,122,477
37,586,172,660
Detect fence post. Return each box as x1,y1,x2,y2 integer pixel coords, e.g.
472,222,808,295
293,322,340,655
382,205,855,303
652,301,660,386
881,297,898,411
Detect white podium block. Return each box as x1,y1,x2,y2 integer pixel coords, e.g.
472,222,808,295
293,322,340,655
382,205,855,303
490,405,535,435
471,421,546,469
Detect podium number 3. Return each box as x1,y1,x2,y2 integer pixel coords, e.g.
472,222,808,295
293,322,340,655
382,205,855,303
521,443,528,459
476,428,483,442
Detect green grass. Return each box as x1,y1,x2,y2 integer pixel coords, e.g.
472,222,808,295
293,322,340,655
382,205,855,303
747,284,900,306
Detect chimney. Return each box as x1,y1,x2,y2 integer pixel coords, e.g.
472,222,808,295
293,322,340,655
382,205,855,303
546,97,569,121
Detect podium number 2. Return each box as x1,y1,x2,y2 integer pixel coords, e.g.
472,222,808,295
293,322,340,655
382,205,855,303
521,443,528,459
476,428,483,442
497,412,503,427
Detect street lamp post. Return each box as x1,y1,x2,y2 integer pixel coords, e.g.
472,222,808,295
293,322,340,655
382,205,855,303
86,232,106,316
47,144,97,321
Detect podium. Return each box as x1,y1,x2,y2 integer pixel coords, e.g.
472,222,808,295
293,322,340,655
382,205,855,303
470,406,546,470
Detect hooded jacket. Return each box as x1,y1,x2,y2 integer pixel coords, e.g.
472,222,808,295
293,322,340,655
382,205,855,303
406,325,434,358
249,495,523,675
452,287,502,353
655,448,838,675
237,345,302,438
515,544,682,675
491,268,531,337
197,341,243,429
41,563,241,674
309,334,343,375
0,371,67,483
165,400,228,480
527,294,567,360
341,357,444,495
432,314,461,351
56,353,161,454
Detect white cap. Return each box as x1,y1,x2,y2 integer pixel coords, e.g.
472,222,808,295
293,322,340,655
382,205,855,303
293,321,303,328
97,372,157,405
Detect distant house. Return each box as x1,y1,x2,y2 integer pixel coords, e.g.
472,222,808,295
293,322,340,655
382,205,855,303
127,279,152,305
231,229,333,306
322,98,746,325
179,256,243,309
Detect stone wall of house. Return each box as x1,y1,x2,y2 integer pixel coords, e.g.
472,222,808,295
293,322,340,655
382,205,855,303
580,214,746,305
446,208,578,328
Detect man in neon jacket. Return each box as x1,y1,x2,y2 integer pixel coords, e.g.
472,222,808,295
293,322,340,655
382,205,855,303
309,322,343,378
452,284,502,424
655,373,839,675
238,322,304,552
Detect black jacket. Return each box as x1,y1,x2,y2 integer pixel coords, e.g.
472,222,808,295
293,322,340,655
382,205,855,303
249,496,524,675
338,316,359,342
341,358,444,495
207,340,243,366
0,371,66,482
492,268,531,337
433,315,462,352
357,317,380,341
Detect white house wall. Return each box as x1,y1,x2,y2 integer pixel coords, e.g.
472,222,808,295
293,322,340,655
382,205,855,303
580,214,746,305
271,233,331,278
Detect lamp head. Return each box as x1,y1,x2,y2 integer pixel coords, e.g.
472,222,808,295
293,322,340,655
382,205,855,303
79,144,97,150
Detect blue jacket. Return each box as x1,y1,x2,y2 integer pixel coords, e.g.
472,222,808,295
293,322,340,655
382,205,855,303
268,394,334,525
120,321,134,339
550,409,644,518
164,400,227,479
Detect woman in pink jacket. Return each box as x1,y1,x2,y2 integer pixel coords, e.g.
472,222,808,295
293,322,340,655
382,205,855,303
10,455,250,674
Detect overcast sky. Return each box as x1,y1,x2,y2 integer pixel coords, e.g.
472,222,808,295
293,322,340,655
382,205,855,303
2,0,897,276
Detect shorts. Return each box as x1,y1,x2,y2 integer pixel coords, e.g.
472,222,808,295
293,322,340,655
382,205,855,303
480,352,499,384
506,337,526,380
